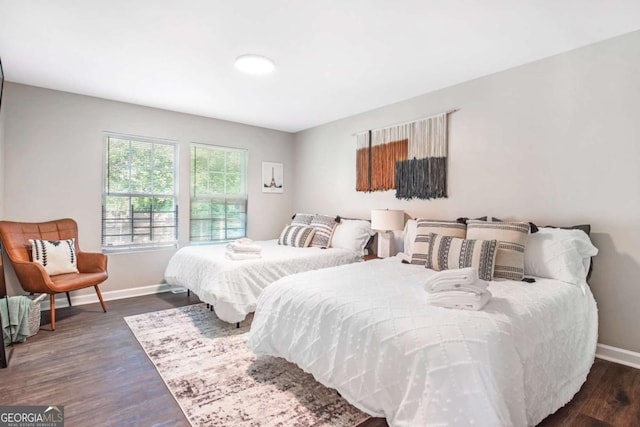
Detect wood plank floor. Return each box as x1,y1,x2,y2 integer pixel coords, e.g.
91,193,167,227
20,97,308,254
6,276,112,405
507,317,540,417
1,293,639,426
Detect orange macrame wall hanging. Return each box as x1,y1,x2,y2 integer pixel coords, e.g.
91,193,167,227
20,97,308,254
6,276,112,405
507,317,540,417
355,112,450,200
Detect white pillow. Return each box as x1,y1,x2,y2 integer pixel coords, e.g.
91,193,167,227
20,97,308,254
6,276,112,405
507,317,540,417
29,238,79,276
330,219,375,255
402,219,418,258
524,228,598,285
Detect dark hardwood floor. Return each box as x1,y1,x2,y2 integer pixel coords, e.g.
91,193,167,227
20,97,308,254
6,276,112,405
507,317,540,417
1,293,638,426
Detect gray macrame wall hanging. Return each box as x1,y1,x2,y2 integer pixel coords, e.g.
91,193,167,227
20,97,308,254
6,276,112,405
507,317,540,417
355,110,454,200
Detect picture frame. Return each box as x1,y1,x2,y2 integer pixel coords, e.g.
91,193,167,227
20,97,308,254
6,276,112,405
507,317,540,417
262,162,284,193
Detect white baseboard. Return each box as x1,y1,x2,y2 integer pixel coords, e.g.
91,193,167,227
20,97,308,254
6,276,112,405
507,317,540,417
38,283,175,311
596,343,640,370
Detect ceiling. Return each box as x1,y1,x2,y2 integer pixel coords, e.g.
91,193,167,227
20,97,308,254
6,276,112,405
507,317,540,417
1,1,640,133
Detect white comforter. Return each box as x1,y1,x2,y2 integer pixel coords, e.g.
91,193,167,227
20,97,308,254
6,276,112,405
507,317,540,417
164,240,362,323
248,256,598,427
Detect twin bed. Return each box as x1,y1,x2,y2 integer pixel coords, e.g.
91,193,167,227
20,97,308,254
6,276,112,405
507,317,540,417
247,256,598,426
164,239,362,323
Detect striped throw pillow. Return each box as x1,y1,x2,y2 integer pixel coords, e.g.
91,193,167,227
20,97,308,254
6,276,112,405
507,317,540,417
278,225,316,247
410,219,467,265
29,238,79,276
291,213,314,226
466,220,530,280
425,233,498,281
309,214,339,248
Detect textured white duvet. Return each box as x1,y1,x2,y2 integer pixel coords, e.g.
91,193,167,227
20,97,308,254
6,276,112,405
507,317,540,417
164,240,361,323
248,256,598,427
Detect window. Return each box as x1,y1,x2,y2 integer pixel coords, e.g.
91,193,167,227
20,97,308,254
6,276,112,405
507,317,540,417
102,133,178,251
190,144,248,242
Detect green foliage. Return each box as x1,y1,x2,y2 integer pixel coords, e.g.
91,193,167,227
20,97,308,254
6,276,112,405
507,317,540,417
103,136,178,247
106,137,175,195
190,145,247,241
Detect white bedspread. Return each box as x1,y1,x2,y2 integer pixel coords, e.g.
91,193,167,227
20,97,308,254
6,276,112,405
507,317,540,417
164,240,361,323
248,256,598,427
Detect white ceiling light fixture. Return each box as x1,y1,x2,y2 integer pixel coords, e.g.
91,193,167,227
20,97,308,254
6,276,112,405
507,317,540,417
234,54,275,75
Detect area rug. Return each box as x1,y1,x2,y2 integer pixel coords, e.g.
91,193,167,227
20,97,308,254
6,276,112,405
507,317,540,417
124,304,370,427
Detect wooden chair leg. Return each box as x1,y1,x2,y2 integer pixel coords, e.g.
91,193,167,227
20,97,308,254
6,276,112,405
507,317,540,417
50,294,56,331
65,292,72,307
94,285,107,313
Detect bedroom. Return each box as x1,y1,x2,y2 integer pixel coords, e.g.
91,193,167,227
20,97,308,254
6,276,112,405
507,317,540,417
0,1,639,426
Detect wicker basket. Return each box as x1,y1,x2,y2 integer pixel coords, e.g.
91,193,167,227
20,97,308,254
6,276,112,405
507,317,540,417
27,294,46,337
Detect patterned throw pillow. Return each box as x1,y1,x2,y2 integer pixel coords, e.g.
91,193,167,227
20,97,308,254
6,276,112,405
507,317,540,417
29,238,79,276
278,225,316,247
410,219,467,265
309,214,339,248
291,213,314,226
425,233,498,281
466,220,530,280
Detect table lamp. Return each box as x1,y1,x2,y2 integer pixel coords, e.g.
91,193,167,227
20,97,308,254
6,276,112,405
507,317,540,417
371,209,404,258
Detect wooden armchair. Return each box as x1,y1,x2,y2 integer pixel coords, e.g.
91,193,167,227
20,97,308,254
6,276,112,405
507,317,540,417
0,218,108,330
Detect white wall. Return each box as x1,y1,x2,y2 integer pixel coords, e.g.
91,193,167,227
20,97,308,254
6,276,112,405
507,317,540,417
293,31,640,353
3,83,294,295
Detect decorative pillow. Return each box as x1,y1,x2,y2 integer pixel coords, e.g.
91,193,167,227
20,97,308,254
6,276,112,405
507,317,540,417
466,220,530,280
330,219,375,255
410,219,467,265
309,214,339,248
278,225,316,247
524,227,598,285
291,213,314,226
29,238,79,276
425,233,498,281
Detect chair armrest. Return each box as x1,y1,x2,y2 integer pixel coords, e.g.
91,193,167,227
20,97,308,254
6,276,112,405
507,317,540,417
12,261,52,294
77,251,108,274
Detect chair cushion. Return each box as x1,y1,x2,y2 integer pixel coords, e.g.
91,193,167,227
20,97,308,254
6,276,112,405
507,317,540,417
50,271,108,292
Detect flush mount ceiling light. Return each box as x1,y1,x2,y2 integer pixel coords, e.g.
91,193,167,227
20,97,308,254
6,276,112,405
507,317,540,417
234,54,275,75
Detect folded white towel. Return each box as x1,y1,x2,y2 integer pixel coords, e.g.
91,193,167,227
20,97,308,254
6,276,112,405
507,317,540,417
236,237,254,245
226,242,262,254
424,267,478,293
426,278,489,295
427,290,492,311
225,250,262,261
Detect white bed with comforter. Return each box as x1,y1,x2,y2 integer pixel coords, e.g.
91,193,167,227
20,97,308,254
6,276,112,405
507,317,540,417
164,239,362,323
248,256,598,426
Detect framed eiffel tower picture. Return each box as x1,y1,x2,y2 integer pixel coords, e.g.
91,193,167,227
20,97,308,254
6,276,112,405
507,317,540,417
262,162,284,193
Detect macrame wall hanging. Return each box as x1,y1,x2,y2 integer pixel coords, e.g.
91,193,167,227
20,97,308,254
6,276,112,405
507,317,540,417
356,111,453,200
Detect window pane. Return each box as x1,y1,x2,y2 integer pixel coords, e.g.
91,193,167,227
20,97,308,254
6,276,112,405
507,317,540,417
106,138,131,193
130,141,152,193
153,144,175,195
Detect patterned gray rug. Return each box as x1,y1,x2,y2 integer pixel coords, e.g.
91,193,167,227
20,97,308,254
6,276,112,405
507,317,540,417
125,304,370,427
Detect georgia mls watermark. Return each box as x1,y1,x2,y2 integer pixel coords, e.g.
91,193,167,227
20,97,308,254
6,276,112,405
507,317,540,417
0,406,64,427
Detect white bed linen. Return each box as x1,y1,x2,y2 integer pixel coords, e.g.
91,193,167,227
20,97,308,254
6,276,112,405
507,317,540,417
164,239,361,323
248,256,598,427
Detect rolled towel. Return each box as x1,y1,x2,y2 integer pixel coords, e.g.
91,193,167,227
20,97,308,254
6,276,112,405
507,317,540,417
225,250,262,261
427,290,492,311
425,267,477,293
226,242,262,254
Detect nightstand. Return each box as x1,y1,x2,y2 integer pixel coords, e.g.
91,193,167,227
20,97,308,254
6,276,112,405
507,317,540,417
363,254,380,261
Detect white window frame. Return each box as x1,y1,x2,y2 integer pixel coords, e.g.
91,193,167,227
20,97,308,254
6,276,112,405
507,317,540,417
102,132,179,252
190,143,248,243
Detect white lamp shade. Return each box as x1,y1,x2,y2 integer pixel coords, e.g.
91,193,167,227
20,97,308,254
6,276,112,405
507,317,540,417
371,209,404,231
